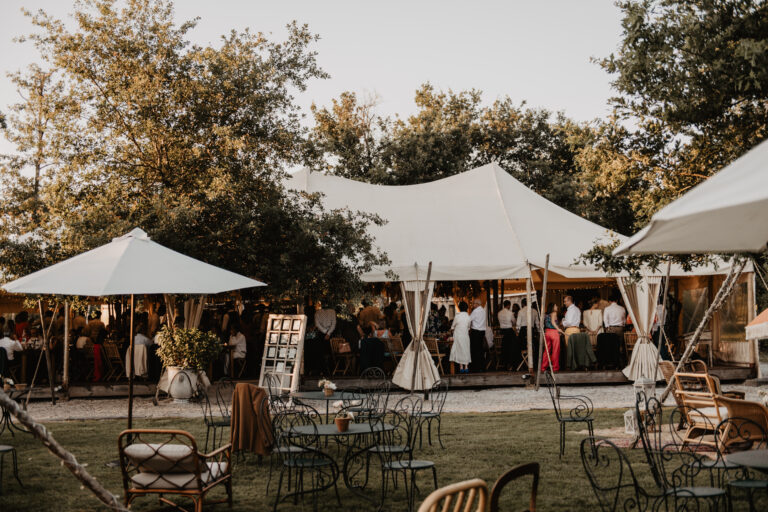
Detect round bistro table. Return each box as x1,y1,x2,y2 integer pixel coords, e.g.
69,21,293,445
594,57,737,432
290,391,365,423
726,449,768,474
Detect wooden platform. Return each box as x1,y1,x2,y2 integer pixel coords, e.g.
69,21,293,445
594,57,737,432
302,365,755,390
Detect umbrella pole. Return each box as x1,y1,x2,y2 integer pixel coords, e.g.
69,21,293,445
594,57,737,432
409,262,432,393
38,299,57,405
127,294,135,430
535,255,550,390
63,300,70,394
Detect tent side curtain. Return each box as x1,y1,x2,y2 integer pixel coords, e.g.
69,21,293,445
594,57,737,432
391,280,440,391
618,275,663,381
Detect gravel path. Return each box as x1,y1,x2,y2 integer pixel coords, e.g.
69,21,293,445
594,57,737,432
22,382,765,422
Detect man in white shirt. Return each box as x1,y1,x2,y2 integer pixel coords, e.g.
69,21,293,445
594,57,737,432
469,298,487,372
562,296,582,344
226,322,247,375
517,298,540,330
601,294,627,368
0,334,23,361
603,297,627,334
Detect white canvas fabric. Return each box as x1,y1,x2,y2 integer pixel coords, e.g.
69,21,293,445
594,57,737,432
746,309,768,340
392,277,440,391
290,164,616,281
616,139,768,255
2,228,265,295
618,276,663,381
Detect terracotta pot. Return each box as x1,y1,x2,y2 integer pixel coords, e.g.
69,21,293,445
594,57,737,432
335,417,351,432
323,387,334,397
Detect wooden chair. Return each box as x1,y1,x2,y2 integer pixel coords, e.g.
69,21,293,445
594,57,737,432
104,342,127,382
118,429,232,512
673,372,726,447
417,478,488,512
329,337,354,376
424,337,445,375
387,336,405,366
490,462,539,512
713,395,768,450
623,332,637,360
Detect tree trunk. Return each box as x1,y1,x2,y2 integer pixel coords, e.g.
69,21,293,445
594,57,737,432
0,389,128,511
659,257,747,402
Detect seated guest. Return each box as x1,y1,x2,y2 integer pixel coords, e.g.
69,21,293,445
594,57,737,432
0,333,23,361
226,322,247,374
359,324,385,373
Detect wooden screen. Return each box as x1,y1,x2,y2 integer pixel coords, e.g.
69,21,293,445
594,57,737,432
258,314,306,394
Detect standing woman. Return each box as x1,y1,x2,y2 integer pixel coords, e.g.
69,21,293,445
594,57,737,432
449,301,472,374
542,303,564,372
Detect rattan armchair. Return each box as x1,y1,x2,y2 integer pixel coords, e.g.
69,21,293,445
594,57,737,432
417,478,488,512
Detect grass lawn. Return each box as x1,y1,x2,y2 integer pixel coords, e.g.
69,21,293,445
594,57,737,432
0,407,656,511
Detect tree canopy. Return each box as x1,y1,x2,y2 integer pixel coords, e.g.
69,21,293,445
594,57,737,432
0,0,387,304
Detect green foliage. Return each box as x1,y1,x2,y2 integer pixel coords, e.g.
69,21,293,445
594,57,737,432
155,326,221,370
0,0,387,303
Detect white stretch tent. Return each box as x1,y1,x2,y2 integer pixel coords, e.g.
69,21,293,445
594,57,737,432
290,164,617,281
615,138,768,255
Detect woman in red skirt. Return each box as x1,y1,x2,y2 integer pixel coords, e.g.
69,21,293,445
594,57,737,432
542,303,565,372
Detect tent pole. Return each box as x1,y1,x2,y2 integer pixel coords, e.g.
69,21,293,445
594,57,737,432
127,294,135,429
535,255,550,390
63,300,70,395
38,300,57,405
659,257,747,402
653,259,672,382
526,272,533,372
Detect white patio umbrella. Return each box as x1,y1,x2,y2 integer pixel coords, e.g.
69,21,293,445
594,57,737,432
2,228,265,426
615,138,768,255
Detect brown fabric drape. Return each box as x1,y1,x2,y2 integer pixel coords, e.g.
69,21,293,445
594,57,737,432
229,383,273,456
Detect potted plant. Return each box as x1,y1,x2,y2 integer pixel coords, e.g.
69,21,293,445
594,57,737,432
156,326,222,400
318,379,337,397
335,411,354,432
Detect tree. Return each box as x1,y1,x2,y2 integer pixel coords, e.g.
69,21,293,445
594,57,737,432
0,0,387,304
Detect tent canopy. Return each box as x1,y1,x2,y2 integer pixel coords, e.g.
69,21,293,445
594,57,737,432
290,165,741,282
746,308,768,341
616,139,768,255
2,228,266,296
291,163,617,282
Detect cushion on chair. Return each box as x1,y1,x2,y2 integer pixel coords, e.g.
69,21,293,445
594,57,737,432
124,443,197,474
688,407,728,423
130,461,229,490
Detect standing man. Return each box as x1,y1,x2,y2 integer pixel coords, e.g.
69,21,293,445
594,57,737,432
469,298,487,372
562,296,582,348
498,300,519,370
603,293,627,367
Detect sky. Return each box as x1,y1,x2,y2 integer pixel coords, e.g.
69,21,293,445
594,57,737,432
0,0,624,156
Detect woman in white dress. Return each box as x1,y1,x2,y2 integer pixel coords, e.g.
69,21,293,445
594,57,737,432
449,301,472,373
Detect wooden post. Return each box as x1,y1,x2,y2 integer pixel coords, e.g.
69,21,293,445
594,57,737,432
63,300,70,394
38,300,57,405
660,257,747,402
0,389,128,511
127,294,135,429
653,259,672,381
535,255,550,390
526,275,533,371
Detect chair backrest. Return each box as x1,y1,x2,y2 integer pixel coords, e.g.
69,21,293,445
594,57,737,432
489,462,539,512
360,367,390,411
330,336,348,356
214,379,235,419
580,437,648,512
197,381,216,424
714,395,768,439
389,336,404,352
715,414,768,453
634,392,666,488
425,380,449,415
424,337,439,354
417,479,488,512
118,429,205,491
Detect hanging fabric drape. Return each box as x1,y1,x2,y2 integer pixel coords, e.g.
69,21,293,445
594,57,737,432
618,275,663,381
183,296,206,329
392,267,440,391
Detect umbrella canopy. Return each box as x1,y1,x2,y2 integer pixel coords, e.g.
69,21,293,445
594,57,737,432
2,228,265,295
746,308,768,341
615,139,768,255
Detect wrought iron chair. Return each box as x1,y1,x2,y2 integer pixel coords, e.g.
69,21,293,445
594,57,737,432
371,395,438,512
489,462,539,512
341,367,390,422
417,478,488,512
271,409,340,512
635,392,727,511
544,370,595,458
581,437,655,512
714,416,768,512
196,380,232,452
0,443,23,495
413,380,448,449
117,429,232,512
